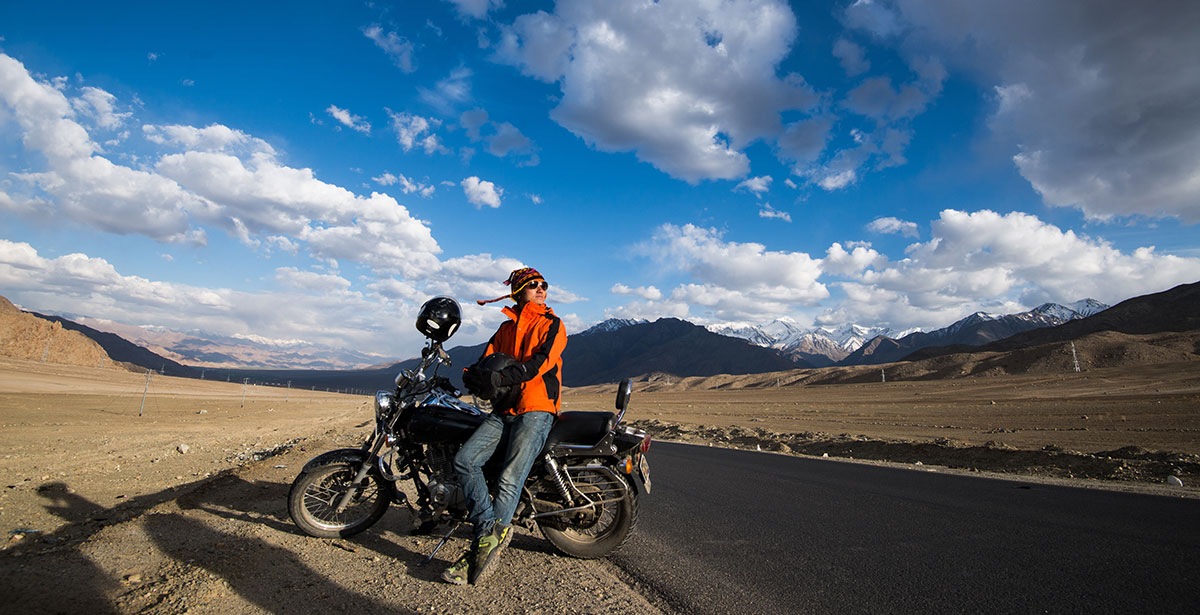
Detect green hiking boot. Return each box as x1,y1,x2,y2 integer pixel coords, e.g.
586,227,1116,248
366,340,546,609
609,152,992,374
441,549,472,586
468,524,512,585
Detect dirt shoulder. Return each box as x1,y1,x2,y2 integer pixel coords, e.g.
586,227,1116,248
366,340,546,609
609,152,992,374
0,358,661,614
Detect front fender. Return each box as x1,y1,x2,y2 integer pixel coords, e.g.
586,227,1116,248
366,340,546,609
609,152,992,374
299,448,398,501
301,448,373,472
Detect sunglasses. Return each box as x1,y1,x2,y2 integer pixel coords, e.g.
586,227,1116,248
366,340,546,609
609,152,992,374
524,280,550,291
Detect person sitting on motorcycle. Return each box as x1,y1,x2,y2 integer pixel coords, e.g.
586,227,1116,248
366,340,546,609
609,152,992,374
442,266,567,586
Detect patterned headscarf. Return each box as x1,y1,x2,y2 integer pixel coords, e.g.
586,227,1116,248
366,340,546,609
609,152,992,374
476,267,545,305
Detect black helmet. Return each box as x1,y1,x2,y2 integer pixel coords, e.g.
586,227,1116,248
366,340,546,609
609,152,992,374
469,352,521,412
415,296,461,342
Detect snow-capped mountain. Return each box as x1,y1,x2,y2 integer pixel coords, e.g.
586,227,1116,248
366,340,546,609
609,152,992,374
839,299,1110,365
706,299,1108,367
578,318,648,336
706,320,922,366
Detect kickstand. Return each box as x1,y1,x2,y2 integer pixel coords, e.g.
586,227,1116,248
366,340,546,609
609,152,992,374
417,520,461,567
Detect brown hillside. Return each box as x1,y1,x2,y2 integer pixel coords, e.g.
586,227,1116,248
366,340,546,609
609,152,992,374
0,296,116,369
570,328,1200,392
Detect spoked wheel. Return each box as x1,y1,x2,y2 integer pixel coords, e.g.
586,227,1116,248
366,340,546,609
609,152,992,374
288,462,389,538
539,468,638,559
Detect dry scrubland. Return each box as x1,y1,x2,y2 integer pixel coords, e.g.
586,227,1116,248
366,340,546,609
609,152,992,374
1,354,1198,613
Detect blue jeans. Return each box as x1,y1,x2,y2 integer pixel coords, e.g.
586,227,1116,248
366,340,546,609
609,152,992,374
453,410,554,539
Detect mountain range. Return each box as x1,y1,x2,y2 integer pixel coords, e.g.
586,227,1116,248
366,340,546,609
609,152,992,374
702,298,1108,367
18,281,1200,391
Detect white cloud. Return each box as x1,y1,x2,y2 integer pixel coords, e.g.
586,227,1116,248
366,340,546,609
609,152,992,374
821,241,883,275
275,267,352,293
442,0,504,20
850,0,1200,221
866,216,918,237
362,25,416,73
495,0,817,182
628,223,828,321
373,171,434,196
386,110,444,153
72,86,131,130
832,38,869,76
735,175,772,197
418,67,472,114
817,169,856,191
611,283,662,301
757,203,791,222
325,105,371,134
143,123,272,153
461,176,502,208
822,209,1200,329
459,108,538,164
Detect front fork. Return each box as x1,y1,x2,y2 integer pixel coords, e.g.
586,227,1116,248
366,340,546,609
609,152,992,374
335,432,386,513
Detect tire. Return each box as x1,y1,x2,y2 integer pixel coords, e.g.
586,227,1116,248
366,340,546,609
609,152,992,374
288,461,389,538
538,469,639,559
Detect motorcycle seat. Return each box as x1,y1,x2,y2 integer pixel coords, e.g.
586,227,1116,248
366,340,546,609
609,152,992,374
541,411,616,454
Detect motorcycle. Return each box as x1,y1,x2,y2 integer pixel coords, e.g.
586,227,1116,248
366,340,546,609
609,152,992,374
286,329,652,562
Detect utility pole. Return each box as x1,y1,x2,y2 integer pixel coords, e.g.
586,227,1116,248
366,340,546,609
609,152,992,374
242,378,249,408
286,380,291,402
139,370,151,417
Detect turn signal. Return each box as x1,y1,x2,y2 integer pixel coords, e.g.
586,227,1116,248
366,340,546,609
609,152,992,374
624,456,634,474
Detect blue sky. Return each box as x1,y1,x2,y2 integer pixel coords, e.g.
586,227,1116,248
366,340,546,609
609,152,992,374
2,0,1198,363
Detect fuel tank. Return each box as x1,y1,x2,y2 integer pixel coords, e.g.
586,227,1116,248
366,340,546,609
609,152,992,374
406,402,486,444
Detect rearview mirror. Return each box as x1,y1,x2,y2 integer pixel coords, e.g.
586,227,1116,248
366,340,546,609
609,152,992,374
615,378,632,420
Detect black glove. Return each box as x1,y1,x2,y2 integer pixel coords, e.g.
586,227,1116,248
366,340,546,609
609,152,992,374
494,364,528,387
463,366,502,399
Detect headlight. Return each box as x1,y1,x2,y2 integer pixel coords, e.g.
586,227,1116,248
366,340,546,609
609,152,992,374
375,391,396,419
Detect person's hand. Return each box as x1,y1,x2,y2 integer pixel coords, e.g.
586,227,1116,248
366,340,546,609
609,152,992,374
464,366,503,399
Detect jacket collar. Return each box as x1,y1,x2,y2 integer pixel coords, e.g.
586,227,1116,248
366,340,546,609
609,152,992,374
502,301,552,322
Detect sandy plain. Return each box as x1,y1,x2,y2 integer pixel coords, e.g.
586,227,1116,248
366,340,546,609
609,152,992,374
1,356,1198,613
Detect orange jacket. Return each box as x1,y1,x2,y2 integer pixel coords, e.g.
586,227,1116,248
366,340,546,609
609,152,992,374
482,302,567,415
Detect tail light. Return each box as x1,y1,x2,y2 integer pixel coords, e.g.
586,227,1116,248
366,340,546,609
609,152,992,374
640,434,651,453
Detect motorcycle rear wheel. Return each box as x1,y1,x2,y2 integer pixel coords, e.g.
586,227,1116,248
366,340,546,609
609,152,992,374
288,461,389,538
538,470,638,559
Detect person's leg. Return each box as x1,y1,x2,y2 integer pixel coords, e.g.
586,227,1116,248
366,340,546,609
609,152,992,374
470,410,554,585
491,410,555,527
452,413,505,537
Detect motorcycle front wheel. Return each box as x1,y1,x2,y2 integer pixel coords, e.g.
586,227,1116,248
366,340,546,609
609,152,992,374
288,461,389,538
538,469,638,559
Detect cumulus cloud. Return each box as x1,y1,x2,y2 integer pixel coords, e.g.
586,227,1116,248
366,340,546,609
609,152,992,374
832,38,869,76
326,105,371,134
275,267,352,292
143,123,272,153
848,0,1200,222
418,67,472,115
373,171,434,196
735,175,772,197
443,0,504,20
495,0,817,183
867,216,918,237
386,110,445,154
821,209,1200,329
623,223,828,321
362,25,416,73
459,108,538,165
757,203,791,222
72,86,131,130
611,283,662,301
461,176,502,208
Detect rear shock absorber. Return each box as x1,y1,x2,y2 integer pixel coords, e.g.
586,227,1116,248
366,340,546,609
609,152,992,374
543,455,574,505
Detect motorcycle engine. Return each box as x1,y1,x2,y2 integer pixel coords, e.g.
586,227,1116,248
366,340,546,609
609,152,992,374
424,445,464,510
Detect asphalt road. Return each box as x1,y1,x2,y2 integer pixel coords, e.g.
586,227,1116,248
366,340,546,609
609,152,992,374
612,442,1200,615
